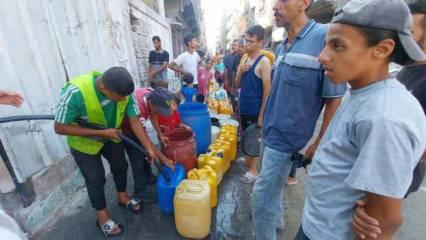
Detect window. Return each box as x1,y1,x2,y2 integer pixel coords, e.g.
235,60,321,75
143,0,158,12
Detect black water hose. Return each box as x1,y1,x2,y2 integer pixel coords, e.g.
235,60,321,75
0,115,171,182
0,114,54,124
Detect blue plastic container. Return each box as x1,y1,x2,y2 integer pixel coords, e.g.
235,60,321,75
156,164,186,214
178,103,212,154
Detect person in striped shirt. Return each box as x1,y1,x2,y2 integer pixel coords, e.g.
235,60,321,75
54,67,167,237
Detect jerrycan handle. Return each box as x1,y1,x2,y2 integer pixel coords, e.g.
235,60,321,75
154,161,171,183
187,170,199,180
188,184,204,193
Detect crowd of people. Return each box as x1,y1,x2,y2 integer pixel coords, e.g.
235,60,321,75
1,0,425,239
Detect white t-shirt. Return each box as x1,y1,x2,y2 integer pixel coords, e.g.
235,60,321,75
174,51,201,84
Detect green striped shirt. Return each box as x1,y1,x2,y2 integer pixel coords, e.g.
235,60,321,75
55,77,139,128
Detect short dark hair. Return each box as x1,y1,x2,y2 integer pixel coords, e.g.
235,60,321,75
246,25,265,41
152,36,161,42
233,38,244,45
182,72,194,84
354,26,412,66
101,67,134,96
184,34,195,47
408,0,426,14
197,50,206,58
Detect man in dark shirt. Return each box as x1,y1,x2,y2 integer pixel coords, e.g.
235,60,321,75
397,1,426,112
224,39,244,111
394,0,426,198
148,36,169,89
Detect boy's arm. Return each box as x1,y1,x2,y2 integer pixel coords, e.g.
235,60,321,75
168,61,185,74
54,88,119,140
304,97,342,160
257,58,272,127
363,193,403,240
129,116,156,159
148,64,153,86
0,90,24,107
129,116,173,169
54,122,119,140
169,54,185,74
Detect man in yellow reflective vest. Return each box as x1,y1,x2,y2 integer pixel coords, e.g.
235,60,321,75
54,67,172,237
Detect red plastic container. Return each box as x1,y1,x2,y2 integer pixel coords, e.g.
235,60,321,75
162,127,197,171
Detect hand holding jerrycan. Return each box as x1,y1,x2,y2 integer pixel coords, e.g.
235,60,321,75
156,163,186,214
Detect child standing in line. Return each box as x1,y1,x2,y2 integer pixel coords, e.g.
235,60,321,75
214,78,228,102
197,59,213,103
296,1,426,239
179,73,197,103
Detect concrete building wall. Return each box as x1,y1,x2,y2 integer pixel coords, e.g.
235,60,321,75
0,0,139,186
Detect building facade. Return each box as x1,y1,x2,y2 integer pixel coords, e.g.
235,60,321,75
0,0,204,236
217,0,350,52
165,0,205,58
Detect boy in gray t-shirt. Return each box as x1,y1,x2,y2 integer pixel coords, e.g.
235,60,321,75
297,1,426,240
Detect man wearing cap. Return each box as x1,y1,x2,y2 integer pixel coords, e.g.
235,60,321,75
351,0,426,239
251,0,347,239
296,0,426,239
54,67,169,237
121,87,175,204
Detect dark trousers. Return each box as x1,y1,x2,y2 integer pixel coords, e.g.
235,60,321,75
289,162,297,178
122,134,151,195
240,114,258,131
295,226,311,240
71,141,128,211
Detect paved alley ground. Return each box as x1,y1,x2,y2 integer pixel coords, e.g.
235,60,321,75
36,159,425,240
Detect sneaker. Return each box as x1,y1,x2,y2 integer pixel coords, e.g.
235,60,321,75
134,189,157,204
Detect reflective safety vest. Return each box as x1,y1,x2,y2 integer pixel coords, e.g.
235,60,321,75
66,71,129,155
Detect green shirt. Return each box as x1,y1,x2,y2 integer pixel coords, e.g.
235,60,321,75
55,77,139,128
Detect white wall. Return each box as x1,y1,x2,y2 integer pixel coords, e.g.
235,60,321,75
0,0,139,183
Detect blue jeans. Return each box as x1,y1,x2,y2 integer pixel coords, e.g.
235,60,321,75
251,146,294,240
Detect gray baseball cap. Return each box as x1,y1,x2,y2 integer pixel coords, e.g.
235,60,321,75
333,0,426,63
148,87,174,116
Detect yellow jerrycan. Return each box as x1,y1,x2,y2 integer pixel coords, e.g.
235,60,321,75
213,139,235,164
217,134,237,161
218,100,233,115
197,153,225,183
174,180,211,239
220,125,238,136
209,144,231,171
187,166,218,208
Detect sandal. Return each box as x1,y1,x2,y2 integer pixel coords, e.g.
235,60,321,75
96,219,124,237
287,177,299,186
118,198,142,214
240,171,258,184
236,157,247,165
